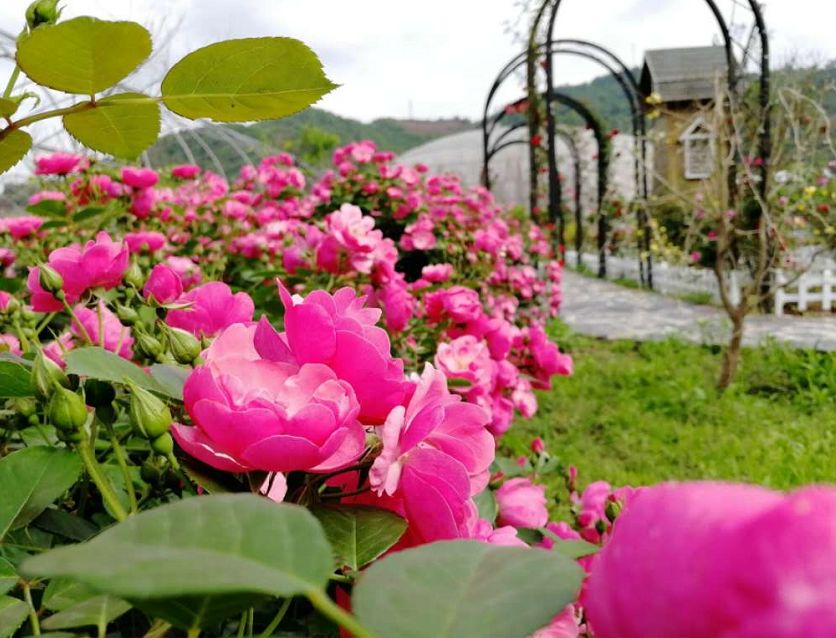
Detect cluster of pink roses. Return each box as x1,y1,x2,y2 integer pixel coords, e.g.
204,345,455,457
5,142,571,428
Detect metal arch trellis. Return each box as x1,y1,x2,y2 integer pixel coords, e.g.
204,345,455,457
536,0,771,274
481,38,650,282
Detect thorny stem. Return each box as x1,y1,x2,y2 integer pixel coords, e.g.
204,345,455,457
103,419,138,514
76,431,128,521
62,298,94,345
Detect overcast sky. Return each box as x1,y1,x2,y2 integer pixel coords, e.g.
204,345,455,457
1,0,835,123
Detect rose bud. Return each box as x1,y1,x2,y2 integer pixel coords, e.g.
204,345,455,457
48,386,88,431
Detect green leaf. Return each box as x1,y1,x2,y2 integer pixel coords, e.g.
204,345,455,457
64,93,160,159
32,508,98,542
16,17,152,94
26,199,67,219
353,540,584,638
64,347,176,399
43,579,98,612
0,447,82,540
181,459,243,495
41,595,130,631
134,593,267,630
21,494,333,599
0,99,18,119
0,559,16,596
311,505,407,571
148,364,189,401
0,596,28,638
0,129,31,175
544,537,599,560
161,37,337,122
0,360,34,397
70,206,106,224
473,488,497,524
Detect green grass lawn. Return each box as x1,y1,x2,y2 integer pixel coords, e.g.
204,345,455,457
502,321,836,497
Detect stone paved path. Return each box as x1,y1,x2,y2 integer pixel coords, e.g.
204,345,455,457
560,271,836,351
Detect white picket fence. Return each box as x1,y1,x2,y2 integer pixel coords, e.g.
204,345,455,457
774,269,835,316
565,251,836,316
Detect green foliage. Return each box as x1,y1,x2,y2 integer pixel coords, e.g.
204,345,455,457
311,505,407,571
353,540,584,638
161,38,337,122
0,359,33,398
0,597,27,638
16,17,152,94
502,322,836,513
40,595,130,632
0,447,82,540
0,130,31,174
21,494,334,599
0,560,16,596
63,93,161,159
63,347,177,399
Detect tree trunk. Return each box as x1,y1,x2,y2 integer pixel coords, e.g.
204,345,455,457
718,313,745,391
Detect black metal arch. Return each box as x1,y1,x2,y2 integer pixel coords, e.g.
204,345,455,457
482,38,652,282
538,0,771,262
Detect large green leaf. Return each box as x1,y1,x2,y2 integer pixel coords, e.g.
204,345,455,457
0,596,27,638
64,347,177,399
22,495,333,600
0,99,18,119
0,447,82,540
353,540,584,638
148,364,189,402
0,129,31,175
161,37,337,122
0,360,34,398
26,199,67,219
41,595,130,631
64,93,160,159
16,17,151,94
311,505,406,572
0,559,16,596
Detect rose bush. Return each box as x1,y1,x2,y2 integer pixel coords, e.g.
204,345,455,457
0,4,833,636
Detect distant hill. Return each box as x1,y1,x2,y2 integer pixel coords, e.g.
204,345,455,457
144,109,475,177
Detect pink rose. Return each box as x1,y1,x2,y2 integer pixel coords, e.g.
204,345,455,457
268,282,409,424
434,335,494,389
426,286,483,324
528,324,573,388
316,204,384,275
584,482,836,638
370,363,493,496
421,263,454,283
27,232,129,311
71,302,133,359
35,152,88,175
472,519,528,548
172,164,201,179
0,333,21,356
124,231,166,254
0,216,45,239
121,167,159,189
144,264,183,305
164,256,202,289
166,282,254,337
496,477,549,528
173,323,365,474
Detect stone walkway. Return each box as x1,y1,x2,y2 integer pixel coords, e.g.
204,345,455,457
560,271,836,351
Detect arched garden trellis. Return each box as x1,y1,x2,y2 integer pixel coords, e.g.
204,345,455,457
482,38,650,282
534,0,771,266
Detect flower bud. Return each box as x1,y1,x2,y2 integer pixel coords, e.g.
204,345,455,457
166,326,201,365
140,457,164,485
25,0,62,29
38,264,64,295
126,380,172,439
150,432,174,456
124,261,145,289
47,385,88,431
605,498,624,523
115,304,140,326
1,296,20,315
32,350,69,398
12,397,37,418
134,331,164,358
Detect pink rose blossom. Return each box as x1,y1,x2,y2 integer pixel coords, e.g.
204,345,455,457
173,322,365,474
421,263,454,283
370,363,493,496
121,167,159,189
35,152,88,175
496,477,549,529
166,282,254,337
143,264,183,304
583,482,836,638
124,231,166,254
27,232,129,311
0,334,21,356
172,164,201,179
